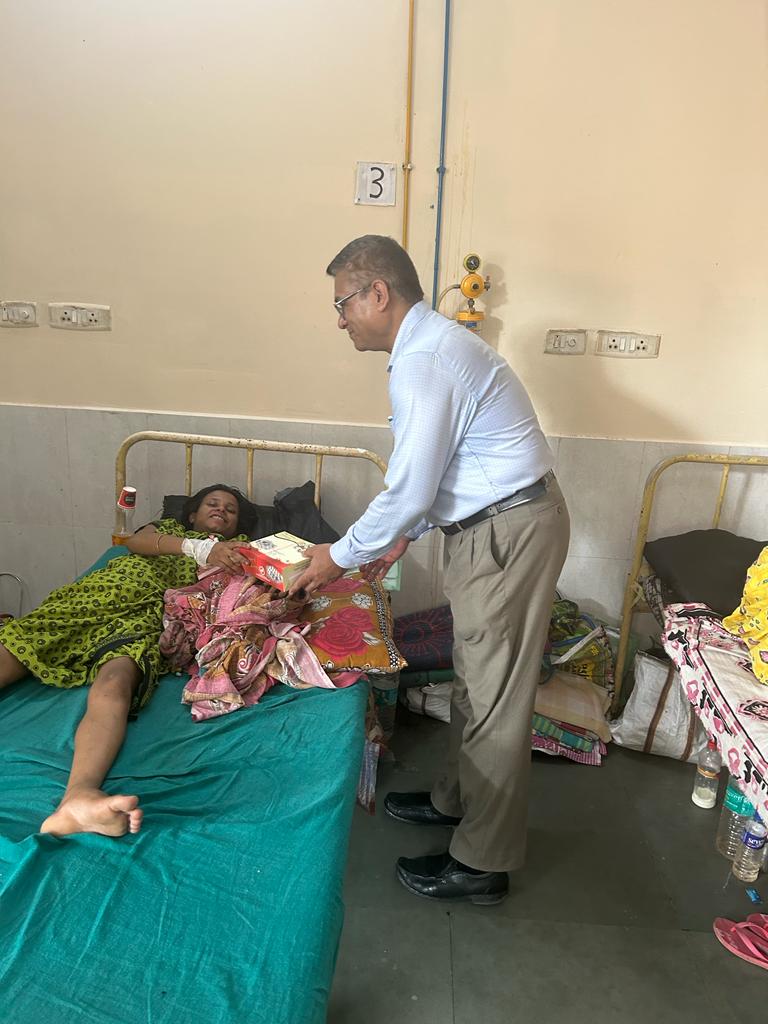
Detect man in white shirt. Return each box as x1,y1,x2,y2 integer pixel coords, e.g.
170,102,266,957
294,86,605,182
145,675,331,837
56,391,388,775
291,236,570,904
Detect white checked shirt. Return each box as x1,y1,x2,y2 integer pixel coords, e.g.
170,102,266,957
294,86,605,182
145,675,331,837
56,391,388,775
330,301,554,569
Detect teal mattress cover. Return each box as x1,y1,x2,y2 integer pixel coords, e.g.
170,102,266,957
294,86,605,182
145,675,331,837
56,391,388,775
0,549,366,1024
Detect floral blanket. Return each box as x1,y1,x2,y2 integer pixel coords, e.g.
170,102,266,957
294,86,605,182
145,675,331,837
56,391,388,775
160,568,359,722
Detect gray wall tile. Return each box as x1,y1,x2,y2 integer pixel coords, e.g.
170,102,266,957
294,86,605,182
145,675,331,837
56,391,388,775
231,417,391,537
631,441,730,544
557,555,630,626
66,409,150,528
723,445,768,541
8,406,761,624
0,523,76,611
0,406,72,526
144,413,242,517
556,438,645,559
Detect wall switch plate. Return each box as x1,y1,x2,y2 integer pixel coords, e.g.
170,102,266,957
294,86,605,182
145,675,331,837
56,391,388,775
48,303,111,331
596,330,660,357
545,329,587,354
1,300,37,327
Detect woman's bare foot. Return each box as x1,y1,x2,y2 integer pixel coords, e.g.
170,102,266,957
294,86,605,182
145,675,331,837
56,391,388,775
40,789,143,837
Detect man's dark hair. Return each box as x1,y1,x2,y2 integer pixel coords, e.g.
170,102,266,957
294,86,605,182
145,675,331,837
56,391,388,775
181,484,247,532
326,235,424,304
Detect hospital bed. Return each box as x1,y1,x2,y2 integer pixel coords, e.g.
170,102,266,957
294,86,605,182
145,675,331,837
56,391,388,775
0,430,389,1024
614,453,768,819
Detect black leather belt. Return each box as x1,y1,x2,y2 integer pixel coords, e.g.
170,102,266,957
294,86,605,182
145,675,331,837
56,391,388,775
440,472,554,536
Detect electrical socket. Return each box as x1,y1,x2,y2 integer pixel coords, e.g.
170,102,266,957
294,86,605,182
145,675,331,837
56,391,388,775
0,300,37,327
544,329,587,355
596,330,660,358
48,303,111,331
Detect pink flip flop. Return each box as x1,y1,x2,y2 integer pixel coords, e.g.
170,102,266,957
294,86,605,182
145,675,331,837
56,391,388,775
746,913,768,932
713,917,768,970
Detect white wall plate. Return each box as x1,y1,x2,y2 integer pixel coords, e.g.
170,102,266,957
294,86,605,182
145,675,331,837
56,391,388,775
49,303,112,331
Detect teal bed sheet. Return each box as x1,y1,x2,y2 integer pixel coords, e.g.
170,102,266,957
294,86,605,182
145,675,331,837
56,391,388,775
0,549,367,1024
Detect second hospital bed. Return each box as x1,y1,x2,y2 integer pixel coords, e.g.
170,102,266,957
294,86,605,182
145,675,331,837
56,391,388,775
614,452,768,820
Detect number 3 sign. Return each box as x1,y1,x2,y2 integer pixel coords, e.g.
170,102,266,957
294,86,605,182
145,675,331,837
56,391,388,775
355,162,397,206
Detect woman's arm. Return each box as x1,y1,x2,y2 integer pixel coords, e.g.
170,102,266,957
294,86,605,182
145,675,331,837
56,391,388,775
125,525,248,572
125,525,183,557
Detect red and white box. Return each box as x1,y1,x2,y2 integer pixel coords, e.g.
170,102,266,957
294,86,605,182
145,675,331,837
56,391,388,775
238,532,312,592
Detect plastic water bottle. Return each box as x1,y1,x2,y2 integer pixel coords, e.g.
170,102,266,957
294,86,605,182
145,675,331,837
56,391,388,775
691,738,721,808
715,777,756,859
732,814,768,883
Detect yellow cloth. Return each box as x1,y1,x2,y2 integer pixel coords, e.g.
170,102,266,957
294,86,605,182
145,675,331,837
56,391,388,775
723,545,768,685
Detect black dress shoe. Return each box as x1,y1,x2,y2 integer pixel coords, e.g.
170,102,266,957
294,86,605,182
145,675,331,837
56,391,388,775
396,850,508,905
384,791,462,827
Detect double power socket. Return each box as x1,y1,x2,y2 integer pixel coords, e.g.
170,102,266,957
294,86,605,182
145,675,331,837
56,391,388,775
545,328,661,358
1,300,111,331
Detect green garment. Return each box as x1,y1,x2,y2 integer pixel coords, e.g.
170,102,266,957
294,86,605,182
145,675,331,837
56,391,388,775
0,519,245,710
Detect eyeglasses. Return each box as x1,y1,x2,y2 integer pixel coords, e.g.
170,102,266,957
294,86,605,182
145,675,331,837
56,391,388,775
333,285,370,318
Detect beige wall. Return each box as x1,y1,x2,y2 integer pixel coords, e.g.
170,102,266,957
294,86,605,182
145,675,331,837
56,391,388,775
1,1,767,444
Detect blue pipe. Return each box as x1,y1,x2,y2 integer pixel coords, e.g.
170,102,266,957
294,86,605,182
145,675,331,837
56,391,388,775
431,0,451,309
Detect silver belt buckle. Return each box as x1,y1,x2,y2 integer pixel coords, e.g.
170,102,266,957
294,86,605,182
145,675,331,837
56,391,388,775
503,492,531,512
503,479,546,512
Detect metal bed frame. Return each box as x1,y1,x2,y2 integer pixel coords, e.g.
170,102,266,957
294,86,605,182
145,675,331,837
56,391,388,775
114,430,388,527
613,452,768,712
0,573,24,618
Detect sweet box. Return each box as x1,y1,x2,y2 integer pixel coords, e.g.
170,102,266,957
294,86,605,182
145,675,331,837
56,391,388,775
239,532,312,592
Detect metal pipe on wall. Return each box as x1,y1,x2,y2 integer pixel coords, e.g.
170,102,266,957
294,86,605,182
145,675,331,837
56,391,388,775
401,0,415,250
431,0,452,308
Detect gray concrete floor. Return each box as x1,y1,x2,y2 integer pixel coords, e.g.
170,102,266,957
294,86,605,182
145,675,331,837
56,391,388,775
329,707,767,1024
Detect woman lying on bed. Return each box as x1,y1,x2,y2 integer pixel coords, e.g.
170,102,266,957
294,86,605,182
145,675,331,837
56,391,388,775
0,485,249,838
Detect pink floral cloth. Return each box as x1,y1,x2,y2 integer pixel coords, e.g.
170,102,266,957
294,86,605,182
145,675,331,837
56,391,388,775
160,567,359,722
312,605,372,660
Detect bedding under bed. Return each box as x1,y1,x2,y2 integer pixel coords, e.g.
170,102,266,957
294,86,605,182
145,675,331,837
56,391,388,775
0,549,367,1024
663,602,768,821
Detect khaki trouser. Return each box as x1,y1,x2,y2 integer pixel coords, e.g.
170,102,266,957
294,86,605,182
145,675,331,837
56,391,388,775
431,479,570,872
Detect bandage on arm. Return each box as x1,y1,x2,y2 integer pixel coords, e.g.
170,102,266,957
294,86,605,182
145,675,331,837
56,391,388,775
181,537,218,567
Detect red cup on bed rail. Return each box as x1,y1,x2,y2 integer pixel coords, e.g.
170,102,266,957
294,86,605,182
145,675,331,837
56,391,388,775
113,486,137,546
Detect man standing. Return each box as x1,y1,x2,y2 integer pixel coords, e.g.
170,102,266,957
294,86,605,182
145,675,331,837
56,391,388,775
291,235,569,905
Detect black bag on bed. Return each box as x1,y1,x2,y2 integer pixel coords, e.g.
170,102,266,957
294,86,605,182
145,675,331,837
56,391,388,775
273,481,340,544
